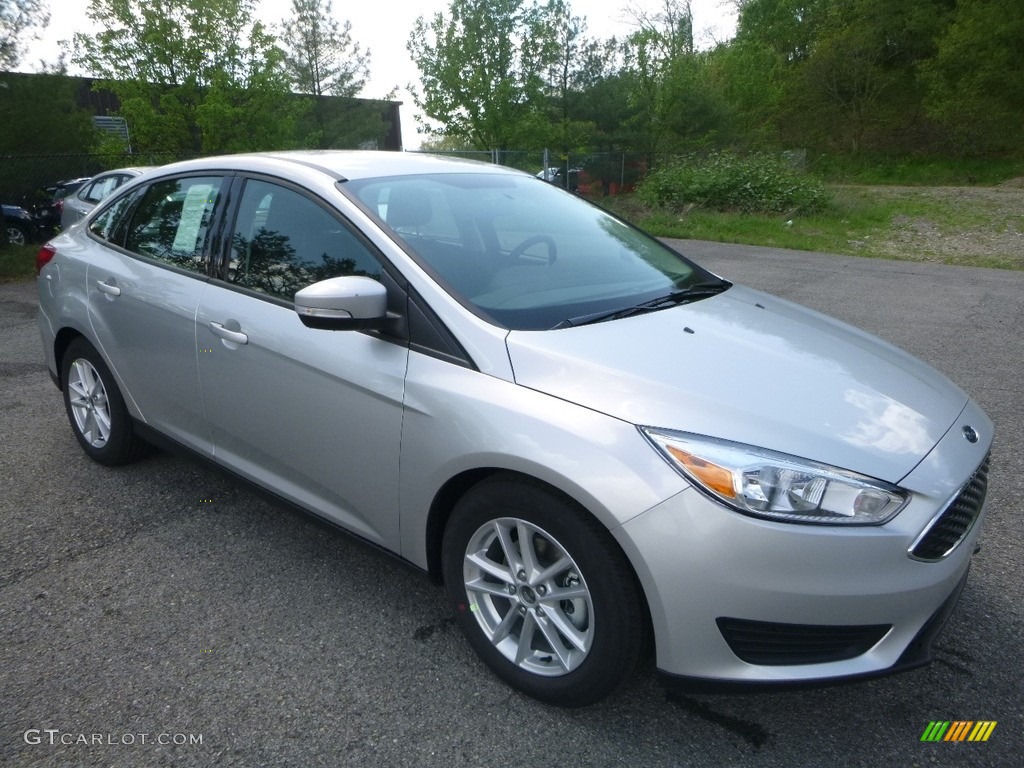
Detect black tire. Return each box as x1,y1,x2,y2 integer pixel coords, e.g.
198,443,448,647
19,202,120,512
61,338,147,465
442,474,645,707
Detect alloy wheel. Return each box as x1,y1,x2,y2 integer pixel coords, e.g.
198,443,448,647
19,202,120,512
462,517,594,676
67,358,112,448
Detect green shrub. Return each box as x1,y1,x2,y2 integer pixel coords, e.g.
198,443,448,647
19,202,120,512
637,152,832,214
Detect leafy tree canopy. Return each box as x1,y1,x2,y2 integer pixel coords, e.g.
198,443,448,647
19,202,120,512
0,0,49,69
922,0,1024,154
72,0,300,154
408,0,565,150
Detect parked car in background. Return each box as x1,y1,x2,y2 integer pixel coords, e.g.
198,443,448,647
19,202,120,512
2,204,38,246
60,168,153,229
24,177,91,237
36,151,993,707
536,165,581,191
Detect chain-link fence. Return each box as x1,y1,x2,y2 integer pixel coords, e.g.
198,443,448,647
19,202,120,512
1,152,190,208
3,148,656,208
409,150,651,196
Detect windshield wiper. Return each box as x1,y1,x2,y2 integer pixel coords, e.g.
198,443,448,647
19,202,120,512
553,280,731,329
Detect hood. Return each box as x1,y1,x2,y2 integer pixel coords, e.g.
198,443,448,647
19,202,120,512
506,285,968,483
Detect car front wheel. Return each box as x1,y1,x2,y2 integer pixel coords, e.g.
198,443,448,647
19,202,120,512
442,474,646,707
61,338,146,465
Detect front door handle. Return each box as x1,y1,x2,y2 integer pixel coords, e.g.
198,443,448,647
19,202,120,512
96,280,121,297
209,321,248,345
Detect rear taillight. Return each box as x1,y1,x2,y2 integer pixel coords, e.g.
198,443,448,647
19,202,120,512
36,244,57,275
55,200,64,214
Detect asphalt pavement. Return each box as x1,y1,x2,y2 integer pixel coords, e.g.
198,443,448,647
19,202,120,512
2,241,1021,767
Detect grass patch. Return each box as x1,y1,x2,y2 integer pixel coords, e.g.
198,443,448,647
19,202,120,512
605,184,1024,270
0,243,37,282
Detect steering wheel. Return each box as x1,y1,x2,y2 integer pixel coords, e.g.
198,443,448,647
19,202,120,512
507,234,557,265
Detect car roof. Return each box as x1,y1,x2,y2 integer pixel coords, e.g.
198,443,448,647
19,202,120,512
150,150,525,183
92,167,153,176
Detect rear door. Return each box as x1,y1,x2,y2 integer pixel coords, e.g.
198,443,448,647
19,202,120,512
196,177,408,550
86,174,228,454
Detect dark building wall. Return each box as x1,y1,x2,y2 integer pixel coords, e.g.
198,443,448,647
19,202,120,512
1,71,403,151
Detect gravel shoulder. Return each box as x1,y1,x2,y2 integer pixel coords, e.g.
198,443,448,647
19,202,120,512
849,181,1024,268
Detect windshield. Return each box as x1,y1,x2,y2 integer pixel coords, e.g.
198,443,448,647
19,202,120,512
346,173,718,330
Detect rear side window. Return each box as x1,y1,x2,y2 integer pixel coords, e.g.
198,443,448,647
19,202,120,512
226,179,382,301
80,174,127,204
123,176,224,273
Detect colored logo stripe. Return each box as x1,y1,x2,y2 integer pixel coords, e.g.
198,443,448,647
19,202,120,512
921,721,949,742
945,721,973,741
968,722,997,742
920,721,996,742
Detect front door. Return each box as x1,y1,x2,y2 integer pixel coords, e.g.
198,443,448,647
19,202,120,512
196,178,408,550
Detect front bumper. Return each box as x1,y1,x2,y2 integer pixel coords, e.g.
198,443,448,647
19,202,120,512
658,565,970,694
613,399,992,688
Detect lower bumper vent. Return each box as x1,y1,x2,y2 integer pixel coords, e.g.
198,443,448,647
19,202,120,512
717,618,892,665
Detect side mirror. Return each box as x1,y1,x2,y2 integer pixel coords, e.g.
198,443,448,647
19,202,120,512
294,276,389,331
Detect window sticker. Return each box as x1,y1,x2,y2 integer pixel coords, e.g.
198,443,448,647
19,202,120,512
172,183,216,253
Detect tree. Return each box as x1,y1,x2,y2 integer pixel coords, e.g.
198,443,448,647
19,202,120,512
279,0,370,98
543,2,615,154
727,0,960,153
797,0,956,152
0,71,101,203
72,0,299,155
706,38,785,148
619,0,728,156
0,0,48,69
0,72,97,154
407,0,563,151
277,0,378,149
734,0,826,63
922,0,1024,154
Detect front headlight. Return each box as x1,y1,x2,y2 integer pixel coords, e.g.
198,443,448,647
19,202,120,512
641,428,909,525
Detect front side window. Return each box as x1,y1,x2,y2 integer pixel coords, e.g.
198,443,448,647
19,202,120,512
123,176,224,274
347,173,712,330
226,179,382,301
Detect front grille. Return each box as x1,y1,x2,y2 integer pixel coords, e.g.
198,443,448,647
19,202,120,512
716,618,891,665
910,453,991,562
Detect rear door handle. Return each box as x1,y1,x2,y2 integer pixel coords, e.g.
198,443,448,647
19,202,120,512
96,280,121,296
209,321,248,345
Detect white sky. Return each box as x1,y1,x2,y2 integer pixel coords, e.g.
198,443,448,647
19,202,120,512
22,0,738,149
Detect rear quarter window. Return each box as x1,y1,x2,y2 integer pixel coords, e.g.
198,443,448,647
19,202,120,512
88,191,140,244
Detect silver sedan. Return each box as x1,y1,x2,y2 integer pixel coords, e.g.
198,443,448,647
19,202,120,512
36,151,993,706
59,167,152,229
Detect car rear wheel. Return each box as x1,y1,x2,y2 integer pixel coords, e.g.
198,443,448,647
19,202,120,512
5,223,29,246
61,338,147,465
442,474,645,707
